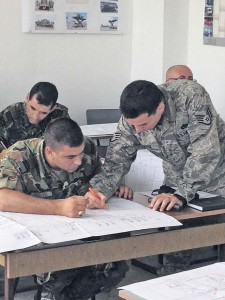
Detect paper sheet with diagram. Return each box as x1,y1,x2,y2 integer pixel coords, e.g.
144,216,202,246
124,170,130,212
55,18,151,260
0,215,41,253
0,197,181,253
119,262,225,300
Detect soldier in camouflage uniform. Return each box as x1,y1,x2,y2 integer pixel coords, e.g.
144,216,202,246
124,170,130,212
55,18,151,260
0,118,128,300
0,81,69,158
90,79,225,211
89,79,225,275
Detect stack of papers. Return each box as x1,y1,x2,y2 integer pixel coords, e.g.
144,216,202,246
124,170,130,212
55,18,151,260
0,197,181,253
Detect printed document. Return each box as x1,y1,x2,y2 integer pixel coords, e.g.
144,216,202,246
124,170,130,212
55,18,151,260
119,262,225,300
0,197,181,252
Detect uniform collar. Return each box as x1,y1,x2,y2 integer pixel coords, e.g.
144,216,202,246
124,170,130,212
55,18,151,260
157,84,176,124
38,139,52,178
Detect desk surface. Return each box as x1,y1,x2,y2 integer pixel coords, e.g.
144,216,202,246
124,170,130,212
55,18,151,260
134,193,225,221
2,194,225,291
2,214,225,278
2,198,225,300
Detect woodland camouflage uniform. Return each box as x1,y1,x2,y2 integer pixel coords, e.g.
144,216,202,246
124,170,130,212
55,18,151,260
0,138,128,300
0,102,69,151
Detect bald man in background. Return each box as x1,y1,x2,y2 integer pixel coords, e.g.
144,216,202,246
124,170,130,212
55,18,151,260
166,65,193,83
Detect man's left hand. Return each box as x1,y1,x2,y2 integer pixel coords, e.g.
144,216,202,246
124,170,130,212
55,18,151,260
149,193,183,211
114,185,133,199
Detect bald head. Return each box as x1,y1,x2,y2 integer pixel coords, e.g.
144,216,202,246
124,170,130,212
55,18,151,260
166,65,193,83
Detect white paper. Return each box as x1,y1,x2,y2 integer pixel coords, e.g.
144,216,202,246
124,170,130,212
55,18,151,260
80,123,117,137
0,215,40,252
119,262,225,300
125,150,164,192
197,191,218,198
0,197,181,251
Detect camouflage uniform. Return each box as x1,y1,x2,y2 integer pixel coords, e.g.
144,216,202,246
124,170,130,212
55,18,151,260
0,138,128,300
0,102,69,151
162,161,179,187
90,80,225,202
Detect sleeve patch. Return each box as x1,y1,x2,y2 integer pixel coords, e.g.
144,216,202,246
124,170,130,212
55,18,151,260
110,132,121,142
195,107,212,125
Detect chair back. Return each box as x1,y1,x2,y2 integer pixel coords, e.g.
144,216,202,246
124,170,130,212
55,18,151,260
86,109,121,125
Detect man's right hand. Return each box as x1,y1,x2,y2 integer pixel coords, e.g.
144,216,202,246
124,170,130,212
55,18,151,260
0,150,7,160
59,196,88,218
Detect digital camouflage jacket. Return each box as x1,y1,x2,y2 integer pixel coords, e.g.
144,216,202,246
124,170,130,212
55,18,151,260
90,80,225,202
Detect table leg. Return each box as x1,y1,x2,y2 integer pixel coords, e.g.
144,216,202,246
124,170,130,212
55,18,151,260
4,259,15,300
218,244,225,261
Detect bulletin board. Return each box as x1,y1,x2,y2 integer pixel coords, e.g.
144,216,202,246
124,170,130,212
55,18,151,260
22,0,127,34
204,0,225,46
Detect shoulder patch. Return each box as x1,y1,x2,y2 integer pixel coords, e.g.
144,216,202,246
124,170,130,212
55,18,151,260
195,107,212,125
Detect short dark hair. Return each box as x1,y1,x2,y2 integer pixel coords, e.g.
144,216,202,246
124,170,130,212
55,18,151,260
29,82,58,108
120,80,164,118
44,118,84,150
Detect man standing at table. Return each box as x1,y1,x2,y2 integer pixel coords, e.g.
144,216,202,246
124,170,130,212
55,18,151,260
90,79,225,212
0,117,129,300
0,81,69,159
163,65,194,186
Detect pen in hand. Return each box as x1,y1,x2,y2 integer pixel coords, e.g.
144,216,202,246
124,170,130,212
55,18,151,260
0,141,7,150
88,187,106,209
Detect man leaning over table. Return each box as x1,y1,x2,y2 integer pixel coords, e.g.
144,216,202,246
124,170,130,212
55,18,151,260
0,81,69,160
0,117,132,300
90,79,225,212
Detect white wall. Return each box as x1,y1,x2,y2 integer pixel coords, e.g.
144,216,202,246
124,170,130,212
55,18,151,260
188,0,225,120
163,0,189,79
131,0,164,84
131,0,225,120
1,1,225,122
131,0,189,84
0,0,132,125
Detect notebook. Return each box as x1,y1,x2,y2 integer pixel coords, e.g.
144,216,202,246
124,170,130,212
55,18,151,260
187,196,225,211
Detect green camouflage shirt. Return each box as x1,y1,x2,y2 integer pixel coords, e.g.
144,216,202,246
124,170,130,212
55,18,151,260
0,102,69,151
90,80,225,202
0,138,100,198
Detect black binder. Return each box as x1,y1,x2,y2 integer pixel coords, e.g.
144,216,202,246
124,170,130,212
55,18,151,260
187,196,225,211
